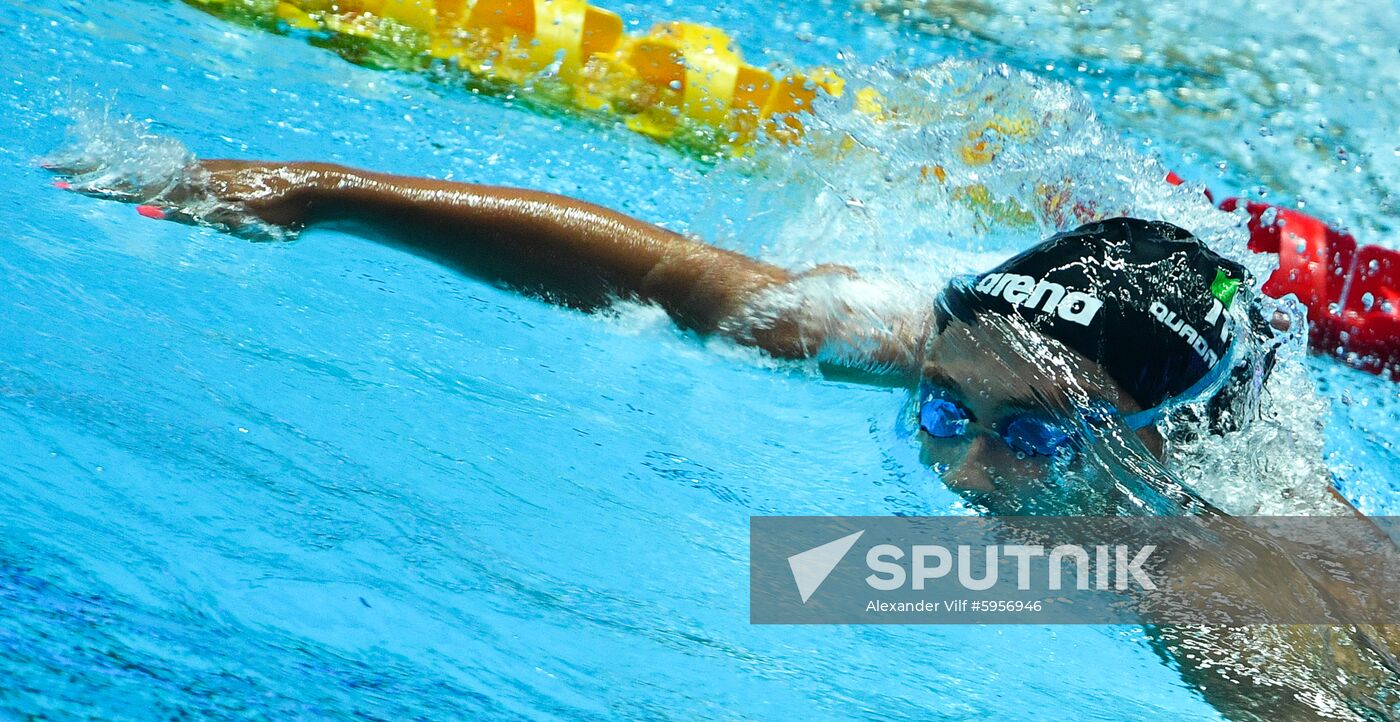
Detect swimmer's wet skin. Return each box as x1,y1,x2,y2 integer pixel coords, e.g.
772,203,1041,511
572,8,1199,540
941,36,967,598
53,159,1400,721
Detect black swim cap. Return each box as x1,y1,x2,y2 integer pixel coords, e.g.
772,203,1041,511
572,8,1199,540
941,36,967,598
939,217,1250,415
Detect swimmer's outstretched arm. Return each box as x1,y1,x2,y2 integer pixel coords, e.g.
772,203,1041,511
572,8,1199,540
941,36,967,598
189,160,926,375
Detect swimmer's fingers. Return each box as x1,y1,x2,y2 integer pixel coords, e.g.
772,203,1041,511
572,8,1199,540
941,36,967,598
57,182,155,203
39,154,107,177
144,201,292,241
41,154,293,239
48,165,199,205
50,156,305,238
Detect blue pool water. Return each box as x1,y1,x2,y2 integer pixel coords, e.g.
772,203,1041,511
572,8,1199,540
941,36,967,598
1,0,1397,718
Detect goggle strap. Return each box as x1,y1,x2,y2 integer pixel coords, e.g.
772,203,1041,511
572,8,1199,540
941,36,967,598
1119,340,1239,430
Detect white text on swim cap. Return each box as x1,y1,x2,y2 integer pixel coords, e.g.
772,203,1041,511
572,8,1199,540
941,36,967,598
1149,301,1222,368
974,273,1104,326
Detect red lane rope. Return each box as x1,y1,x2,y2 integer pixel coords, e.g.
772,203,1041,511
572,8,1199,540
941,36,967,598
1167,173,1399,378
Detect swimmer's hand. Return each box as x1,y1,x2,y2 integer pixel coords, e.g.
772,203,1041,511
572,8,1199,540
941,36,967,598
45,156,317,237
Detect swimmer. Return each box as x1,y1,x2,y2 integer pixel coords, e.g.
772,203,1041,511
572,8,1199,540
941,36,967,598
60,161,1264,486
52,158,1400,720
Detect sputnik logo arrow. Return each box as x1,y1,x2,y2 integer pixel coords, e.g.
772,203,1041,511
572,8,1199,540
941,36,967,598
787,530,865,604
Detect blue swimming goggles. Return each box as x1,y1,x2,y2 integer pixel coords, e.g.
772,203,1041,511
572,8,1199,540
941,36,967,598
917,385,1088,460
916,339,1240,458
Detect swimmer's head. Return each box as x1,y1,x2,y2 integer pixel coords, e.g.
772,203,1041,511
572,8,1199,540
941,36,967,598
941,217,1248,422
918,217,1254,511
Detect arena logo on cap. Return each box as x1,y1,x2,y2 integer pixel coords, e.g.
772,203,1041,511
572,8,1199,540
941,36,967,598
974,272,1103,326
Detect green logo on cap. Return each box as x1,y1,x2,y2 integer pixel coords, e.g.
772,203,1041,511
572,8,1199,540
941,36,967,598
1210,268,1241,308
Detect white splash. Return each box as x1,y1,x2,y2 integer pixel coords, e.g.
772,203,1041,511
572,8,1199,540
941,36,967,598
699,59,1341,515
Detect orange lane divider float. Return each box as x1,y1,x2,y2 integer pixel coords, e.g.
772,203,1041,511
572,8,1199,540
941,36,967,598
208,0,845,149
186,0,1400,379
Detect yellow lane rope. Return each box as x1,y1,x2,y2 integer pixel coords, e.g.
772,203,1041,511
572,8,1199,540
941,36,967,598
194,0,848,150
186,0,1052,225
